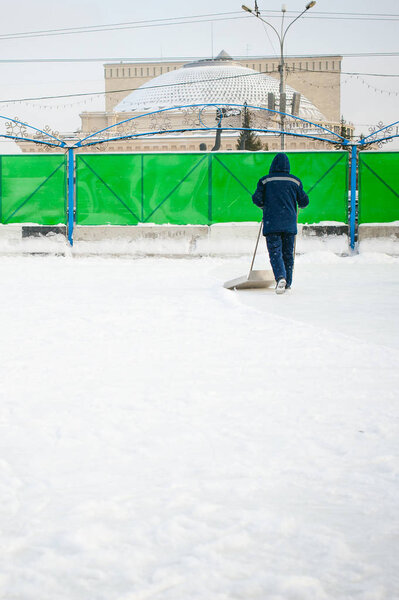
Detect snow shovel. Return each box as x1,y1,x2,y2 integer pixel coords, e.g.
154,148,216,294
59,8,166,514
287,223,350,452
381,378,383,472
223,221,275,290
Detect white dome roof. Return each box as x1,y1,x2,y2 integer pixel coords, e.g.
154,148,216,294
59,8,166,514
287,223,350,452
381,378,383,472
115,56,326,123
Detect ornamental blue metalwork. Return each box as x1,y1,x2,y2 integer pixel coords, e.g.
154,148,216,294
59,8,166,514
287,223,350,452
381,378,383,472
1,105,399,250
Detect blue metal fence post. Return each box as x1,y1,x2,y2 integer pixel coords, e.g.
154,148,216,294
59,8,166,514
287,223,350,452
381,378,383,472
208,153,212,225
349,144,358,251
67,147,75,246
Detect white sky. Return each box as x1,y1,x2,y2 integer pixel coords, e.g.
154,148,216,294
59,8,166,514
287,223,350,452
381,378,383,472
0,0,398,150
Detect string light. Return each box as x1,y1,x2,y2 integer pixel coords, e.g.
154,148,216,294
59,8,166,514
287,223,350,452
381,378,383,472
0,66,397,123
350,74,399,96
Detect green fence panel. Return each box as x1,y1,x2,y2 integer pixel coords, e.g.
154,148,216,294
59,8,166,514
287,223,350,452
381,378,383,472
211,153,269,222
75,151,348,226
0,155,66,225
289,152,348,224
359,152,399,223
211,151,348,224
76,154,142,225
142,153,209,224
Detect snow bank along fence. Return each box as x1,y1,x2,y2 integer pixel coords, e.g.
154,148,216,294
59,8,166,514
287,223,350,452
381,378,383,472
1,108,398,251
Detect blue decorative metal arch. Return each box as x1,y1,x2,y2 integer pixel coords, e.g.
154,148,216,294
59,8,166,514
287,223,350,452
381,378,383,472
1,108,398,249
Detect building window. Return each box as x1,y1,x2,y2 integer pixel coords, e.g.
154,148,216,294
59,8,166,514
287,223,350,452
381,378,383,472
326,61,328,70
319,62,322,70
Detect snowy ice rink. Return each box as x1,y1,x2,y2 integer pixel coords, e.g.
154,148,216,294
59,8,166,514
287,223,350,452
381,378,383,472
0,250,398,599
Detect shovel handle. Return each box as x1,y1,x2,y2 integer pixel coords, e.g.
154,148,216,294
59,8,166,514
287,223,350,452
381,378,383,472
248,221,263,277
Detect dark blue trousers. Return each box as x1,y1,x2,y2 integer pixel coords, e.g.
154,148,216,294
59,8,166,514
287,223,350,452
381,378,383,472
265,233,296,287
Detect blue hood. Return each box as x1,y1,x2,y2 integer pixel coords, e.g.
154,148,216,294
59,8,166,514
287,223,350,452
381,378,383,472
269,153,290,174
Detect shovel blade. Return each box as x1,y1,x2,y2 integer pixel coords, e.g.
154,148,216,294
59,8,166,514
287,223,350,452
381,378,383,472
224,269,275,290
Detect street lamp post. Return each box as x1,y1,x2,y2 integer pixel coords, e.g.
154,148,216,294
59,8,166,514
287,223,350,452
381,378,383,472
242,1,316,150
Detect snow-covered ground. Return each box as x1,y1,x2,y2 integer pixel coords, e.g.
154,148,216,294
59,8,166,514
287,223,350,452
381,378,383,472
0,250,398,600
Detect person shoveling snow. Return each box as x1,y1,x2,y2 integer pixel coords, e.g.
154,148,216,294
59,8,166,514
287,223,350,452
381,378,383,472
252,152,309,294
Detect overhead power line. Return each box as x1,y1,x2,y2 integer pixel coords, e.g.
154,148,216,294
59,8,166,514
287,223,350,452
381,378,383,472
0,14,250,41
0,69,397,105
0,11,242,39
0,11,240,38
1,52,399,64
1,10,399,41
262,11,399,21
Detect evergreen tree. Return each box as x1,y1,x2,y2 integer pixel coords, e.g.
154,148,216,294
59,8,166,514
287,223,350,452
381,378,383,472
236,104,264,151
339,116,351,141
359,133,371,150
335,116,352,149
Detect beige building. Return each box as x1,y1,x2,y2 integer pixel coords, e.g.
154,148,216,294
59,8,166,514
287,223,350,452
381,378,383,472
20,52,351,152
103,54,342,120
77,51,347,152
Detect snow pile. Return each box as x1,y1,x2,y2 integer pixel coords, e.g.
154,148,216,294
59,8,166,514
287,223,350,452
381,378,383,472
0,221,398,257
0,228,352,257
296,234,349,256
358,237,399,256
0,254,398,599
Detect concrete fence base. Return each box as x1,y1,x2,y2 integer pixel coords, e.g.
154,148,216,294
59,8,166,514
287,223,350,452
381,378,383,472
0,223,397,257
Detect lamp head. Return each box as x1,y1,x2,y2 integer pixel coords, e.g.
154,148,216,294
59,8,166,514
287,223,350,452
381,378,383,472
305,1,316,8
242,4,253,13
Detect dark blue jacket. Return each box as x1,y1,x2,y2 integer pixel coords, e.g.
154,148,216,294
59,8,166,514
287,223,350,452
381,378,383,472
252,153,309,235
